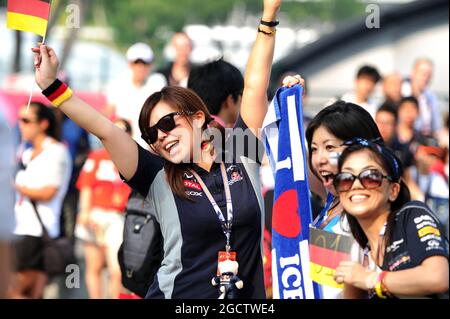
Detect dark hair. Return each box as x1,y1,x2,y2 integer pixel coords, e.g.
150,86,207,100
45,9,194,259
138,86,224,199
115,118,132,135
377,101,398,123
337,140,411,249
398,96,419,110
357,65,382,84
29,101,60,141
305,101,382,178
187,59,243,116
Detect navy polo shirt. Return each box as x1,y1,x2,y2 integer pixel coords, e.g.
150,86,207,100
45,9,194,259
126,116,266,299
374,201,449,299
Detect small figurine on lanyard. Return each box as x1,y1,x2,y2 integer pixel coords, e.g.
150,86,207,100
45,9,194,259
211,259,243,299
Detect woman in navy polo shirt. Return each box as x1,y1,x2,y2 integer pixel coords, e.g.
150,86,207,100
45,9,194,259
333,139,448,298
34,0,283,298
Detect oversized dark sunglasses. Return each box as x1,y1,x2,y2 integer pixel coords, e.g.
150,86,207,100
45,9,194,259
19,117,37,124
141,112,183,145
333,169,393,193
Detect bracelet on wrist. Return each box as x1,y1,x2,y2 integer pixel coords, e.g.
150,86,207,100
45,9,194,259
42,79,73,107
375,271,390,299
260,19,279,27
258,27,276,36
380,272,393,298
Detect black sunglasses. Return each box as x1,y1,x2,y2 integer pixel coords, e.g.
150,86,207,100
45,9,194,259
132,59,151,65
141,112,184,145
333,169,393,193
19,117,37,124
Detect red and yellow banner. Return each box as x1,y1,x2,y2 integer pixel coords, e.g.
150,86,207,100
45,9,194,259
7,0,51,37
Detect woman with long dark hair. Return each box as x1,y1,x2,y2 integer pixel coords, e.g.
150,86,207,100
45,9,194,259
32,0,282,299
333,139,448,298
306,102,382,298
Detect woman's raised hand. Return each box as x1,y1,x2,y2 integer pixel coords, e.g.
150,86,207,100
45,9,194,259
282,74,305,89
263,0,282,20
31,45,59,90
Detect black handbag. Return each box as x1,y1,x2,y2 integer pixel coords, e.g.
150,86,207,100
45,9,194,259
31,200,76,276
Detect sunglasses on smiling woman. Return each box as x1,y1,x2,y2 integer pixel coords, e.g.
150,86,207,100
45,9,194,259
141,112,186,145
19,117,38,124
333,169,394,193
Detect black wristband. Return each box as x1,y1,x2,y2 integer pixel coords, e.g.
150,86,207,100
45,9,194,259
42,79,63,97
260,20,279,27
258,27,275,36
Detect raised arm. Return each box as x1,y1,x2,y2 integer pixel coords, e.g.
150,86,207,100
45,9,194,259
34,45,138,180
240,0,281,137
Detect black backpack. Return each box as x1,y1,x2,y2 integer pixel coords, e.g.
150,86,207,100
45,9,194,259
118,190,163,298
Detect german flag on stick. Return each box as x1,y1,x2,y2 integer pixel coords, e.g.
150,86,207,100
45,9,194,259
309,226,355,289
7,0,51,37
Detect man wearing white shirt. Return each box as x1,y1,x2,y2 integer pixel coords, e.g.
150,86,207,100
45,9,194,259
106,43,167,148
341,65,382,119
402,58,441,137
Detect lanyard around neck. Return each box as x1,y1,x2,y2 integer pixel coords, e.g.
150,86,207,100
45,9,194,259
190,163,233,252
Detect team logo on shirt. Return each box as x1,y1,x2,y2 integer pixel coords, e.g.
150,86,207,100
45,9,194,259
425,239,445,252
386,239,404,253
227,165,243,186
183,172,203,197
418,226,441,238
427,240,441,249
184,172,194,179
184,180,202,191
388,252,411,271
420,234,442,242
414,215,435,224
416,220,437,230
185,190,203,197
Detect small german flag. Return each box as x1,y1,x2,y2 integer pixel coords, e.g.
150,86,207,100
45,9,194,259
309,226,354,289
7,0,51,37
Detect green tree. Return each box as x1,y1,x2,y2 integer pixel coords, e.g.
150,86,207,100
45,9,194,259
1,0,366,69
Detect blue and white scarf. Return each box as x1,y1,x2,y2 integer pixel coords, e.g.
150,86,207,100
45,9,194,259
262,85,320,299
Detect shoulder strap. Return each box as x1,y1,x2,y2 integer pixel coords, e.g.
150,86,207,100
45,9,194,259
30,200,51,241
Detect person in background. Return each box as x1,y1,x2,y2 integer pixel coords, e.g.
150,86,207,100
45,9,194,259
389,96,430,201
341,65,382,119
382,73,403,107
333,139,448,299
412,144,449,238
10,102,71,299
0,109,15,298
375,102,398,148
436,113,449,151
75,119,132,299
158,32,193,87
390,97,428,169
402,58,441,137
187,59,243,128
106,43,167,148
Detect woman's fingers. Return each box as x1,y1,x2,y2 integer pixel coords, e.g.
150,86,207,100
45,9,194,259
31,47,42,68
282,74,305,88
32,45,57,65
334,269,345,284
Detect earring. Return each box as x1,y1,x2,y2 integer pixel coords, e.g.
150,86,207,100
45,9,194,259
201,141,212,153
